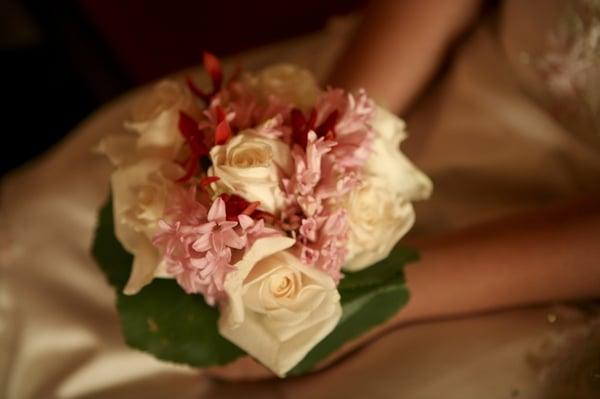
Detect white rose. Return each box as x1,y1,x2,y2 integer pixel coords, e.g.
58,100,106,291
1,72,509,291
244,64,321,111
125,80,200,159
219,237,342,377
209,131,291,214
97,80,198,294
365,107,432,200
111,159,182,294
97,80,201,166
344,176,416,271
343,107,432,271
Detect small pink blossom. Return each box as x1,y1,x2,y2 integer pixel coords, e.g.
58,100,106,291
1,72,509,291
254,115,287,139
164,186,208,224
297,195,321,217
237,214,281,248
316,89,375,169
291,132,335,196
299,217,318,242
195,248,235,290
315,239,347,282
278,89,376,280
191,198,246,253
299,244,319,266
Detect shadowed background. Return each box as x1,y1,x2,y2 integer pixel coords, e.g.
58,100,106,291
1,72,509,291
1,0,364,176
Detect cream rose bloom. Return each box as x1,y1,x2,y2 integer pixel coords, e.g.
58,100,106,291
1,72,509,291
364,107,432,199
98,80,199,165
125,80,199,159
110,160,182,294
344,176,417,271
209,130,291,214
97,80,199,294
244,64,320,111
219,237,342,377
344,107,432,271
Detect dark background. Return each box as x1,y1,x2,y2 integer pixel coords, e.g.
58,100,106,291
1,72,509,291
1,0,364,176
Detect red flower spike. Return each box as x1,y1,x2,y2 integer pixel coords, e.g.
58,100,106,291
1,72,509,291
316,110,339,139
252,210,276,224
177,111,209,182
219,192,231,203
203,51,223,92
307,109,318,130
242,201,261,216
214,120,232,145
291,108,306,131
178,111,208,155
220,194,250,221
215,105,227,123
178,110,198,136
176,154,200,183
291,108,308,148
219,194,263,222
200,176,220,187
324,130,336,141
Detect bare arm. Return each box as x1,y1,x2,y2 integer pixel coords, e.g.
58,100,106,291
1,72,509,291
315,198,600,372
330,0,482,113
402,198,600,323
330,0,600,325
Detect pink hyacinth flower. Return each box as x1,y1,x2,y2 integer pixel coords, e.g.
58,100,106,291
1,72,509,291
191,197,246,253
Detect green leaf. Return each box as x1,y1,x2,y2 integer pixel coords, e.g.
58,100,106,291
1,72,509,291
288,246,415,376
91,200,132,290
92,199,244,367
116,279,244,366
338,247,418,291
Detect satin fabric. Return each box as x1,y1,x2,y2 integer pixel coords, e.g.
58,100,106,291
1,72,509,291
2,1,599,397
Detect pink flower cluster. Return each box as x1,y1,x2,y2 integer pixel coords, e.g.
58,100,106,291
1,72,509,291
153,186,278,305
151,53,375,305
282,89,375,281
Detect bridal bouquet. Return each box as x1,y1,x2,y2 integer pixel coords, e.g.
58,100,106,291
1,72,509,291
93,52,431,377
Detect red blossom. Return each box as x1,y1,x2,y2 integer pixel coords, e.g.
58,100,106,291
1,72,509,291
219,193,269,222
220,193,248,221
214,120,232,145
199,176,220,187
291,108,339,148
203,51,223,91
241,201,261,216
177,111,208,182
214,105,227,123
315,110,338,139
291,108,309,148
185,51,224,104
252,210,277,225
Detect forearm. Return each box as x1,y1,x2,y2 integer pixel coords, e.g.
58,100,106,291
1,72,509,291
330,0,481,113
401,198,600,323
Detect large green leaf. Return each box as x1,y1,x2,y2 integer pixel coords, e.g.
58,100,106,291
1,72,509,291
91,200,132,289
92,199,245,367
92,198,416,374
288,246,416,375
